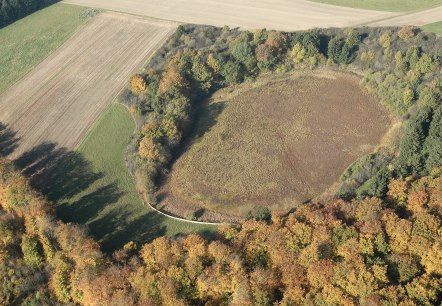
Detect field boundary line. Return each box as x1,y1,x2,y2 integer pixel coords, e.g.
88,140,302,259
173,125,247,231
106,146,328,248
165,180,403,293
73,15,177,151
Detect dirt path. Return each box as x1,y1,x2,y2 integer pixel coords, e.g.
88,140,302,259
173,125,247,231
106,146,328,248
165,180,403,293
62,0,398,31
0,13,175,159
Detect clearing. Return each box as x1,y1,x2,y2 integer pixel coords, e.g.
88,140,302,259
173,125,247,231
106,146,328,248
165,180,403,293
36,103,216,252
159,72,391,221
62,0,397,31
0,3,91,94
0,12,176,159
310,0,442,12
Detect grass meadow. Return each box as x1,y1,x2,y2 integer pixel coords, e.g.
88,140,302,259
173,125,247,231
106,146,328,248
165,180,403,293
311,0,442,12
422,21,442,35
53,104,216,252
0,3,91,94
164,72,390,219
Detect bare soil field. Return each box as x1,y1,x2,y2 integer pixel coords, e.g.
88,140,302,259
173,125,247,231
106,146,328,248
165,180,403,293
158,72,391,221
0,12,175,159
62,0,397,31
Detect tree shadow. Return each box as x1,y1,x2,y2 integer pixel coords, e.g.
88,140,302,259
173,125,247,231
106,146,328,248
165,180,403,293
57,182,123,226
161,100,225,177
14,142,103,202
0,123,19,157
13,142,128,251
192,100,226,139
95,210,167,253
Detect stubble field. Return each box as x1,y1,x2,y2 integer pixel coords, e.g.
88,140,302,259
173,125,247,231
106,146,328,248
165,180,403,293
0,12,175,159
159,72,391,221
63,0,397,31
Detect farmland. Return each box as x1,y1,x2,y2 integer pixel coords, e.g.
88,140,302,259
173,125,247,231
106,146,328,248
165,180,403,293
63,0,397,31
0,3,91,94
160,72,390,220
369,5,442,27
311,0,442,12
0,12,175,159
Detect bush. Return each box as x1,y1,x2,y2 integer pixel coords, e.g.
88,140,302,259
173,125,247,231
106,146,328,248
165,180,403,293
356,166,391,198
221,60,244,84
246,207,271,222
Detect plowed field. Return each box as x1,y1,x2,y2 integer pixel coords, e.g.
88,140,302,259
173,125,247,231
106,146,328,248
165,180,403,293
0,12,175,158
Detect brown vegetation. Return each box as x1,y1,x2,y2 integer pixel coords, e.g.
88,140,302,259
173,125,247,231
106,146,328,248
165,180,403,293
159,72,390,220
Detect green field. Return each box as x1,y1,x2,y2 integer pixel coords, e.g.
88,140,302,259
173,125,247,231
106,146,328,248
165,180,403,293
0,3,92,94
422,21,442,35
311,0,442,12
51,104,216,252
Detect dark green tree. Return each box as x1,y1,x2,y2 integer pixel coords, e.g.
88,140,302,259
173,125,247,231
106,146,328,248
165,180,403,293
396,108,432,176
327,37,344,63
424,106,442,172
221,60,244,84
356,166,391,198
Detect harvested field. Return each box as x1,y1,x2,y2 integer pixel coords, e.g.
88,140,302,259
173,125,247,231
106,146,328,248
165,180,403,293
311,0,442,12
63,0,397,31
159,72,391,221
0,12,175,159
369,5,442,27
0,3,91,94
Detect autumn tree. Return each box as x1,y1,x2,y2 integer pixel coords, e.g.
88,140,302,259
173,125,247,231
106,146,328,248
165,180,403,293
130,74,147,93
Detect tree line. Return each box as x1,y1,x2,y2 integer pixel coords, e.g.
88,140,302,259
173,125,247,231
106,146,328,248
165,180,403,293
1,157,441,304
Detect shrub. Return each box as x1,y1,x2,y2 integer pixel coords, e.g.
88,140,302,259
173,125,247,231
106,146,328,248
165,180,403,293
130,75,147,93
21,235,44,268
221,60,244,84
327,37,344,63
398,25,415,41
356,166,391,198
289,43,306,64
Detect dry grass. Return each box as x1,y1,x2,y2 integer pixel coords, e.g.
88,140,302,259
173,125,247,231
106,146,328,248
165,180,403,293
159,71,391,220
0,12,176,159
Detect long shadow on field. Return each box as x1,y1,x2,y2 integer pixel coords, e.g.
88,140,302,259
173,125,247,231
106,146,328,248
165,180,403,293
192,100,225,139
165,100,226,169
0,123,19,157
93,210,167,253
14,142,125,247
14,142,103,201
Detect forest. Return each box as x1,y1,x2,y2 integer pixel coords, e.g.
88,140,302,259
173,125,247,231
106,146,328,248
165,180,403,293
0,0,55,27
121,24,442,219
1,158,441,304
1,16,442,306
